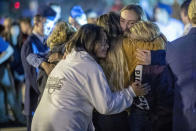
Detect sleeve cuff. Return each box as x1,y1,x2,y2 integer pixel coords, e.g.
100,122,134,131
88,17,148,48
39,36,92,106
26,53,44,68
127,85,136,97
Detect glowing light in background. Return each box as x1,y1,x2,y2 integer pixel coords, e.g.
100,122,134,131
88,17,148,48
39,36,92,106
50,5,62,23
71,5,87,26
44,19,55,36
29,1,38,16
14,2,20,9
75,14,87,25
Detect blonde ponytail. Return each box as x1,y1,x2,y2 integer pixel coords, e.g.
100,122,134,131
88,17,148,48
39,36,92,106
188,0,196,24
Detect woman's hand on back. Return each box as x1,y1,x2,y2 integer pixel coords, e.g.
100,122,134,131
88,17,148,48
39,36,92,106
131,81,150,96
136,49,151,65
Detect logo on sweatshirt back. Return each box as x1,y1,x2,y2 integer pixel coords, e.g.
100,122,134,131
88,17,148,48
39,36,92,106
46,76,64,94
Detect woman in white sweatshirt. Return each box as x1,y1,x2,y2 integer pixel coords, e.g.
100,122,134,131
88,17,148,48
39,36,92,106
31,24,149,131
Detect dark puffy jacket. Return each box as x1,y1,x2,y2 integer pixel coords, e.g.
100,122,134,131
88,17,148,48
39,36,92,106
134,65,174,131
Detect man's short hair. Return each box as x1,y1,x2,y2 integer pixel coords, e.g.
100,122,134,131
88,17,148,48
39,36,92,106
33,15,44,26
20,18,31,26
120,4,144,20
37,5,56,20
181,0,191,16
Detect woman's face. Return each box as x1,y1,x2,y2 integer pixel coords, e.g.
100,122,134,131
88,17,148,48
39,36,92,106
10,25,20,37
94,31,109,59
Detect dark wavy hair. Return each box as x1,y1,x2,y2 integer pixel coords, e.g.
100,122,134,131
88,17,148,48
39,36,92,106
66,24,106,57
181,0,191,16
97,12,122,38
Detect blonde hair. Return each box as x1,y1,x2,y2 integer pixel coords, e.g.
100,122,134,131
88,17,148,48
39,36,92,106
124,21,166,86
188,0,196,24
102,21,166,91
100,37,129,91
47,21,75,49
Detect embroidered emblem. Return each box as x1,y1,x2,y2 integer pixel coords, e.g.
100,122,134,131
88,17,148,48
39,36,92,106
46,77,64,94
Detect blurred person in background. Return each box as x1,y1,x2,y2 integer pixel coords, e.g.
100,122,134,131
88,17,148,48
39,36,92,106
110,0,124,12
19,18,32,47
20,18,32,37
180,0,192,35
3,17,12,42
86,9,98,24
68,5,87,30
10,22,25,119
139,0,154,20
166,0,196,130
0,24,14,125
9,22,21,47
154,2,184,41
0,24,25,126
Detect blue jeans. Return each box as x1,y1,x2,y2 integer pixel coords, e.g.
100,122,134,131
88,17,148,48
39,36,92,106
0,65,25,123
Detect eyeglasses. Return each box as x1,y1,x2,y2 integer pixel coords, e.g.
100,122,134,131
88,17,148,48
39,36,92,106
97,39,109,48
120,17,138,26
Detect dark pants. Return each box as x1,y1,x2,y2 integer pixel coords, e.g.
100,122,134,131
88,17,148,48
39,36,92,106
27,114,33,131
128,107,152,131
93,111,130,131
26,86,39,131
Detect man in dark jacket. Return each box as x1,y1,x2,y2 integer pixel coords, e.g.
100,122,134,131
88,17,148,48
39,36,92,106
21,14,48,131
166,1,196,130
21,5,56,130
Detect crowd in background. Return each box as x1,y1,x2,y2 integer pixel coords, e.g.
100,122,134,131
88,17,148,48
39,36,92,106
0,0,196,131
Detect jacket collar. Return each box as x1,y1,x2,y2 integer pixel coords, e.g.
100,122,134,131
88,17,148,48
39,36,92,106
188,27,196,35
31,34,42,44
32,31,45,43
66,50,96,63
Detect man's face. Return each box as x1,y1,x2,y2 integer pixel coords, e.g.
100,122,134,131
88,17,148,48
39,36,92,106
180,9,189,25
37,18,46,36
120,10,139,33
